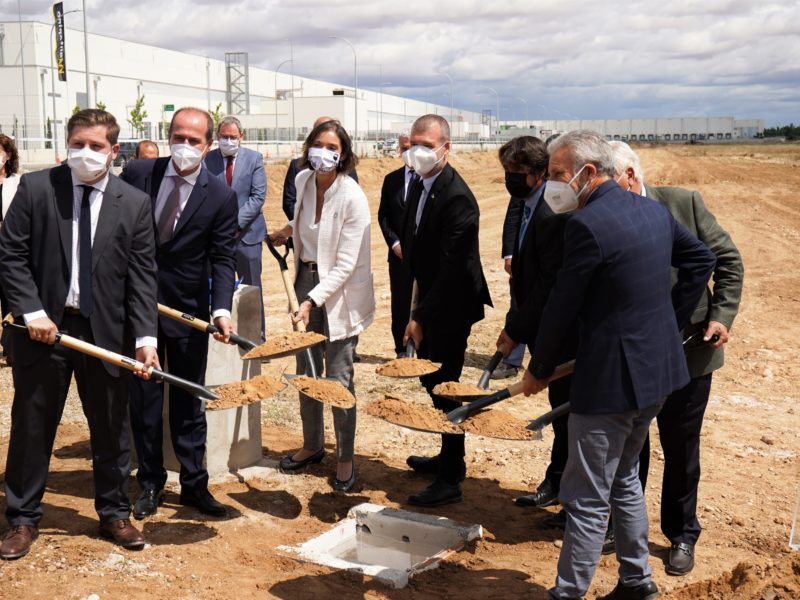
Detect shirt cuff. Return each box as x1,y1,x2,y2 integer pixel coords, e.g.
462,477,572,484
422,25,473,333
391,241,400,249
136,336,158,350
211,309,232,320
23,310,48,324
502,255,512,260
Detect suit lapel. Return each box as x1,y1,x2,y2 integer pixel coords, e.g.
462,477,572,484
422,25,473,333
92,175,122,271
52,165,73,265
416,165,451,236
173,166,208,236
148,158,170,209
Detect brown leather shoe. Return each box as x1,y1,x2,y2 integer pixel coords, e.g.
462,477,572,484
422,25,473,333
1,524,38,560
99,519,145,549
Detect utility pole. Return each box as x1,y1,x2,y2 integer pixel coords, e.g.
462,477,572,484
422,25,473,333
82,0,91,107
16,0,28,149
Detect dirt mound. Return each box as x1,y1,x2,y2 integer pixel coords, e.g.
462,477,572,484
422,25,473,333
365,394,463,434
433,381,490,399
376,357,441,377
460,409,534,440
286,375,356,408
206,375,285,410
242,331,326,360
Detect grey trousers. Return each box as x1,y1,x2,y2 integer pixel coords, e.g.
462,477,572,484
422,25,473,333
294,264,358,462
550,403,663,599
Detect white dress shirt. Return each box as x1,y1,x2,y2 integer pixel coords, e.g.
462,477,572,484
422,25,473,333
295,176,321,263
24,170,156,349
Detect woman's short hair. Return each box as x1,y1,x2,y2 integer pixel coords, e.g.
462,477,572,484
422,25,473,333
300,120,358,174
0,134,20,177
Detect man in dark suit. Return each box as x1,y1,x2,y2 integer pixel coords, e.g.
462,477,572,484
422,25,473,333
205,116,267,339
377,132,414,357
122,107,238,519
402,114,492,507
523,130,715,600
282,116,359,220
611,141,743,576
0,109,159,558
491,136,575,511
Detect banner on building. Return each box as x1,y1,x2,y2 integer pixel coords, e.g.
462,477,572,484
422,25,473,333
53,3,67,82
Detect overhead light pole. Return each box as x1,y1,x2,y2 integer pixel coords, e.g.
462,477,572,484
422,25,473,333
516,97,528,129
82,0,91,108
329,36,358,142
274,59,292,137
288,38,296,140
16,0,28,149
439,70,454,130
481,86,499,140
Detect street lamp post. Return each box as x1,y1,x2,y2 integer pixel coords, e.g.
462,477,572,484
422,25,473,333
440,71,454,130
516,97,528,129
82,0,91,108
329,36,358,142
274,59,292,139
482,86,499,140
288,39,296,140
16,0,28,149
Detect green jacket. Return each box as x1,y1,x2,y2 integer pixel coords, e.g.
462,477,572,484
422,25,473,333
646,185,744,377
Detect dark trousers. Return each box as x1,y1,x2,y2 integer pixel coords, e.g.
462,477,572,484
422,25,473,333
418,321,471,485
129,329,209,492
236,241,264,341
388,254,413,355
638,373,712,544
544,373,573,488
4,314,132,525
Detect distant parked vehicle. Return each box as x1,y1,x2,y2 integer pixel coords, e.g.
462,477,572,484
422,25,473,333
113,141,139,167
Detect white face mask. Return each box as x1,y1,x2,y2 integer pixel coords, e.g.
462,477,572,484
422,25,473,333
616,172,631,192
403,144,445,177
67,147,111,183
218,137,240,157
170,143,205,172
308,147,340,173
543,164,590,214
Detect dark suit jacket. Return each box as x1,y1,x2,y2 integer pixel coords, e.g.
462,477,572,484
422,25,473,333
647,185,743,377
402,163,492,329
531,180,716,415
377,166,410,260
501,195,524,258
504,186,573,347
204,147,266,245
0,165,158,374
121,157,238,338
282,158,359,219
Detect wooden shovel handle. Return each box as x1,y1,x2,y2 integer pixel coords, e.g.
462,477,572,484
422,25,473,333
157,303,209,333
279,269,307,333
56,332,150,375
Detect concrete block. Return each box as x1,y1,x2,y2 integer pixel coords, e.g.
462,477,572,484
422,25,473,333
162,284,264,477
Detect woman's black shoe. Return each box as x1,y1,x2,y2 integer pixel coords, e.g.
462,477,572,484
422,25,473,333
279,448,324,473
332,464,356,492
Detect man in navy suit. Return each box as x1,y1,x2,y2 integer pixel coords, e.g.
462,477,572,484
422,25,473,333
377,131,414,357
523,130,715,600
204,116,267,339
121,107,238,519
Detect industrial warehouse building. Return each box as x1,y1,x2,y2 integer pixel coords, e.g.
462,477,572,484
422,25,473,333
1,20,765,165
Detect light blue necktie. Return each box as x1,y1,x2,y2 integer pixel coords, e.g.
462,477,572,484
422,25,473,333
518,203,533,250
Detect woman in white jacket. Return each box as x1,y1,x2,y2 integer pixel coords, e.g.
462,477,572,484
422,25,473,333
270,120,374,492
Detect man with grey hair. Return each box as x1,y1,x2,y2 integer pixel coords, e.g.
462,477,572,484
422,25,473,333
205,116,267,339
377,130,414,357
523,130,715,599
401,114,492,507
610,140,743,576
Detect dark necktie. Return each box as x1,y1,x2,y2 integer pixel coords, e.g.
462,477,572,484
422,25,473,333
518,203,533,250
157,178,184,244
225,156,234,186
403,170,416,206
79,185,93,317
408,179,424,235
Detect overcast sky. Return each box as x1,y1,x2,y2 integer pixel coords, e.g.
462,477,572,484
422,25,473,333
3,0,798,126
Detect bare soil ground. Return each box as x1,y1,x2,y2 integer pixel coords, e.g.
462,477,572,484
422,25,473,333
0,144,798,599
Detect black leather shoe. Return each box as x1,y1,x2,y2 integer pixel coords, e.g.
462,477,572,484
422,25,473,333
408,480,463,507
133,488,163,520
179,488,227,517
332,464,357,492
516,479,558,507
541,509,567,530
597,580,659,600
602,529,616,555
406,454,440,475
665,542,694,576
279,448,325,473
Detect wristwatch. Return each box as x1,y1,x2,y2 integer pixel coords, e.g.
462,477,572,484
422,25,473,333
303,295,317,308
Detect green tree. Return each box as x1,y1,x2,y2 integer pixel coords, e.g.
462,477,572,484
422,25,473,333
209,102,224,129
127,95,148,138
95,100,107,111
72,104,81,116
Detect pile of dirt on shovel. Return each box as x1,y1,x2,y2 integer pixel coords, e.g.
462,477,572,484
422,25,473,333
242,332,326,360
375,357,440,377
460,409,535,440
205,375,285,411
433,381,490,399
286,375,356,408
365,394,463,434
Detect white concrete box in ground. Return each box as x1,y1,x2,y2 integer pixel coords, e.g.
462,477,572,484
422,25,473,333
161,284,263,476
277,503,483,588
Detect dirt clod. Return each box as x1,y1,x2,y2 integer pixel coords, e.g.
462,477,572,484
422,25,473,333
376,357,440,377
433,381,490,399
460,409,534,440
205,375,285,411
365,395,462,434
286,375,356,408
242,332,326,360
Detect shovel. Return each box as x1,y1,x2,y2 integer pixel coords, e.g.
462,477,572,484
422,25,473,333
375,280,441,378
157,303,258,351
3,319,217,400
447,360,576,425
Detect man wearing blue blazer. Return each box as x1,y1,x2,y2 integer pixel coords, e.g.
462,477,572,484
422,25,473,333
523,130,716,600
121,107,238,520
205,116,267,339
